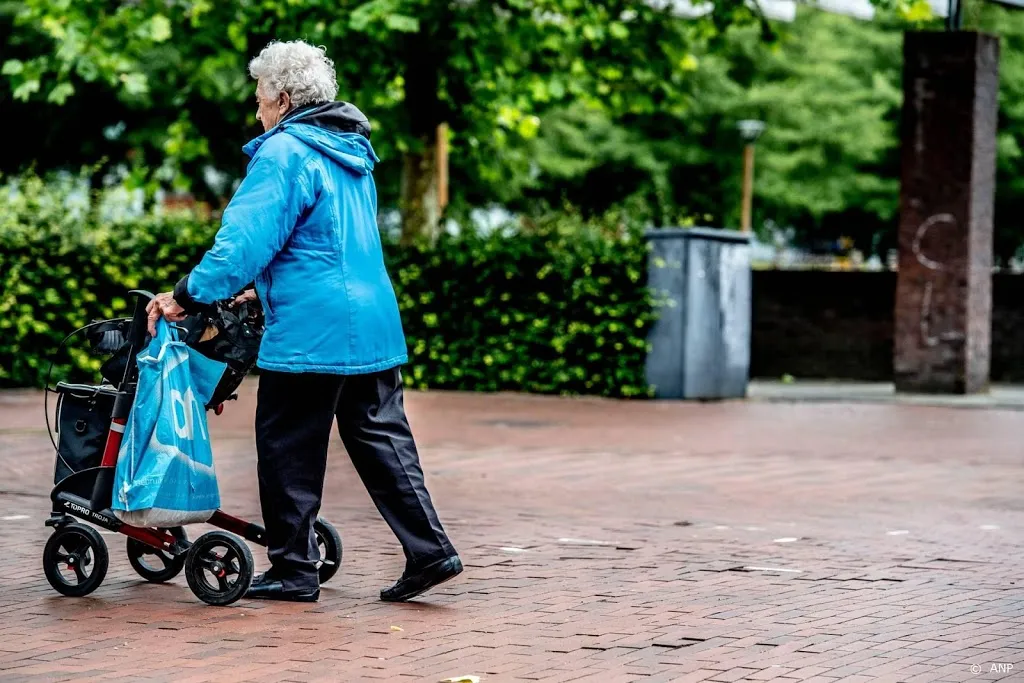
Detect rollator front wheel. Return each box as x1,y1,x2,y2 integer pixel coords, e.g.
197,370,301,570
314,517,343,584
43,523,109,597
184,531,253,606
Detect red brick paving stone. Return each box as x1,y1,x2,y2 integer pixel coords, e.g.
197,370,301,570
3,385,1024,681
571,673,645,683
665,670,727,683
709,667,763,682
784,665,837,680
532,667,615,682
745,667,796,680
640,673,701,683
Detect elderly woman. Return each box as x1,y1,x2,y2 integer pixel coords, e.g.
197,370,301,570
147,40,461,603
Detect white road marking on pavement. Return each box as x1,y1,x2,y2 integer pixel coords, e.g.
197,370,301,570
744,566,803,573
1,515,29,521
558,538,612,546
500,547,529,553
887,530,910,535
979,524,1000,530
773,537,798,543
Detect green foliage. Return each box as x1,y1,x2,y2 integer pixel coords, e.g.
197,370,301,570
498,6,1024,258
0,0,726,212
970,3,1024,263
0,173,216,386
513,7,908,247
737,8,905,249
8,0,1022,255
0,174,656,397
388,211,657,397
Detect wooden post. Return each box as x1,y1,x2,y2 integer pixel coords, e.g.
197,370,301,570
740,143,755,233
436,122,449,214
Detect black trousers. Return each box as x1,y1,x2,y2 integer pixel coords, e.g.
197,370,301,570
255,367,455,590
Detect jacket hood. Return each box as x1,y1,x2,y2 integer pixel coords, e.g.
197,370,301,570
281,101,372,138
242,101,379,176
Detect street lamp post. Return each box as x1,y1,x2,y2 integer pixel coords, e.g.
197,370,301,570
737,119,766,233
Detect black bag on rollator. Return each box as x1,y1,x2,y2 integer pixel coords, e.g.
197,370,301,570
86,296,264,409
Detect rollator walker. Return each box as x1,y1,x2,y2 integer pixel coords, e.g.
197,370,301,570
41,290,342,606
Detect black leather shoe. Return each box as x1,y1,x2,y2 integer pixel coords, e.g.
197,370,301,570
246,573,320,602
380,555,463,602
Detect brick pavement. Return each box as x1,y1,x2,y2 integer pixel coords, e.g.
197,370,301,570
0,382,1022,682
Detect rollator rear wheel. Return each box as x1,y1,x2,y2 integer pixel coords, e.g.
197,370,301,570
127,527,187,583
185,531,253,606
43,523,109,597
314,517,343,584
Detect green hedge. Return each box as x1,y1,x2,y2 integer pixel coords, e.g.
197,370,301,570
0,180,656,397
0,176,218,386
390,214,656,396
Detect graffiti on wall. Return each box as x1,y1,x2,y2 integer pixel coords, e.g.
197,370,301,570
912,213,965,348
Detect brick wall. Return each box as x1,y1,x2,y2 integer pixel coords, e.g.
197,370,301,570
751,270,1024,383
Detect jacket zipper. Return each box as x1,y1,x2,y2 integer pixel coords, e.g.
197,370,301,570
264,270,275,322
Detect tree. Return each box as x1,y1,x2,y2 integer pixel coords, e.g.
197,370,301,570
2,0,757,242
734,8,906,252
481,82,740,230
14,0,1012,258
500,6,963,255
740,2,1024,258
967,2,1024,263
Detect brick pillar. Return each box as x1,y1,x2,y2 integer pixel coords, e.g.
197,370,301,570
894,31,999,394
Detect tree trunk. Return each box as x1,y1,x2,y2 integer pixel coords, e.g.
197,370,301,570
399,134,439,246
398,26,445,245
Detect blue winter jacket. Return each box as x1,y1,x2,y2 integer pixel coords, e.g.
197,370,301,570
173,102,407,374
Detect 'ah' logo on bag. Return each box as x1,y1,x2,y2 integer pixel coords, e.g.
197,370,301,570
171,387,207,441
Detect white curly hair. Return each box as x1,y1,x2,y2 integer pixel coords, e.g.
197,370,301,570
248,40,338,107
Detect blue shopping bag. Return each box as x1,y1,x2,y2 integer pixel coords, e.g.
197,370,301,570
111,318,227,527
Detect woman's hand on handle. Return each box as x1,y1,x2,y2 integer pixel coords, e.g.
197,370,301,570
231,289,258,308
146,292,187,336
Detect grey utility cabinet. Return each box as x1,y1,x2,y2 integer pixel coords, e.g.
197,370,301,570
644,227,752,399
